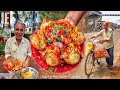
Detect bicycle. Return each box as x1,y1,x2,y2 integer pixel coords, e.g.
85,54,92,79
84,38,102,77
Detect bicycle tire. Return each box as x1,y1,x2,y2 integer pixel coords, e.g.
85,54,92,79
85,52,94,76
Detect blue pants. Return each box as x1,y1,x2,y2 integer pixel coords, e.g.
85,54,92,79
106,47,114,66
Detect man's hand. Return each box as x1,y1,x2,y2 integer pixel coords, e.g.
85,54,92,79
7,56,15,63
99,40,104,44
22,55,31,68
23,59,29,68
7,56,13,60
90,36,95,39
99,40,108,43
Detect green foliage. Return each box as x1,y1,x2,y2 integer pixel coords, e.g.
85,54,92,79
40,11,68,21
0,42,6,56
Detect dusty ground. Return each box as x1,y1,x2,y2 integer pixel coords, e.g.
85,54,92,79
0,29,120,79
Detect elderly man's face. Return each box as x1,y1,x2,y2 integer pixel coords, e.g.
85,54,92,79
14,23,25,40
102,23,109,31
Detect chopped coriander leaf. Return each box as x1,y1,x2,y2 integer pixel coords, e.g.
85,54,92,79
56,36,61,42
48,67,54,72
47,40,52,45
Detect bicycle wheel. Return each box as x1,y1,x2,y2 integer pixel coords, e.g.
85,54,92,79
85,52,94,76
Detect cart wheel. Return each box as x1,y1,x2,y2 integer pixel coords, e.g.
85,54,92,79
85,52,94,76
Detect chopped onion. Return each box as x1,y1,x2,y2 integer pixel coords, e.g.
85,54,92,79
53,42,63,48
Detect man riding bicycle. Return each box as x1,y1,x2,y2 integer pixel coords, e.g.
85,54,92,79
90,22,114,70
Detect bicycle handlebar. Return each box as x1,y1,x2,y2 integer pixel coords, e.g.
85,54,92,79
88,38,100,44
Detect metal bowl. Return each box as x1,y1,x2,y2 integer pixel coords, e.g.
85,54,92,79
19,67,39,79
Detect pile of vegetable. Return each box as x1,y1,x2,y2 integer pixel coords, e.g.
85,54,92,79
30,19,85,73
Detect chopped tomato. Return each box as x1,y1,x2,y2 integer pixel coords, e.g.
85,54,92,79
54,46,60,51
45,19,49,22
64,47,68,51
75,46,81,51
62,37,72,44
45,27,51,33
54,51,60,58
51,37,56,43
44,27,51,37
48,45,54,50
58,30,65,36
